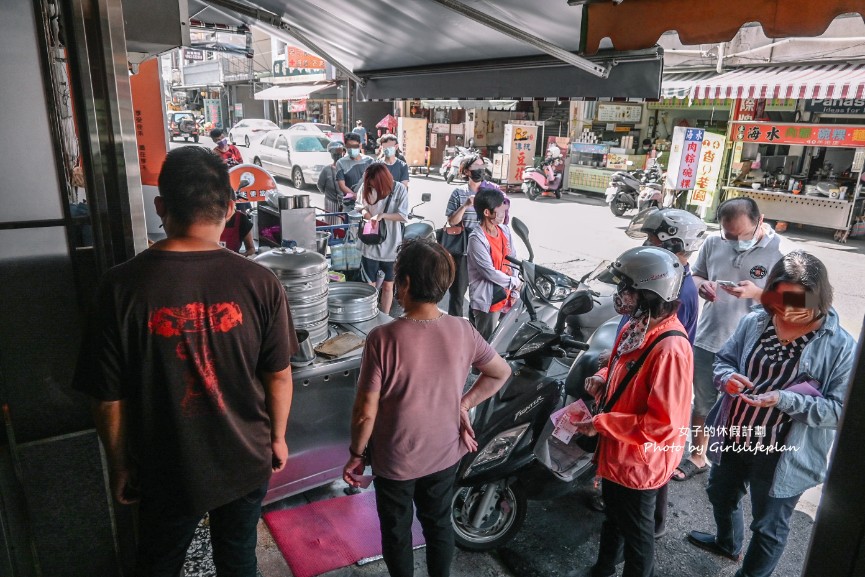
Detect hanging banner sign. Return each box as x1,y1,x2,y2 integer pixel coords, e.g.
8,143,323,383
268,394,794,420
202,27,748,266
804,99,865,115
732,98,766,121
503,123,538,183
730,122,865,147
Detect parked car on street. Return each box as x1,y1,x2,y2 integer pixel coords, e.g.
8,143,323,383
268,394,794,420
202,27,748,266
288,122,342,141
228,118,279,147
167,110,200,142
249,130,332,189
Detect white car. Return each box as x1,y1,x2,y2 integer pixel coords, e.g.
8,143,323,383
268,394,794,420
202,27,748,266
228,118,279,147
249,130,332,189
288,122,342,142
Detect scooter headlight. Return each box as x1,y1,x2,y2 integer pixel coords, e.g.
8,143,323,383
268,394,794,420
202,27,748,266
465,423,530,477
536,274,577,302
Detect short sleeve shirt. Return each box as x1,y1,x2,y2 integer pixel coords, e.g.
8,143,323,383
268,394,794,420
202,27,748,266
359,315,497,480
336,156,374,191
74,249,298,514
383,158,410,184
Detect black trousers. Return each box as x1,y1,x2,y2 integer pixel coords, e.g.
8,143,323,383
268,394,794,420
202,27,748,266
373,463,459,577
595,479,658,577
446,254,469,317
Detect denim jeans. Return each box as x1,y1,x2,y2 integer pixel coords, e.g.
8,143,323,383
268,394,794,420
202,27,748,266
595,479,658,577
706,449,801,577
135,483,268,577
446,254,469,318
373,463,459,577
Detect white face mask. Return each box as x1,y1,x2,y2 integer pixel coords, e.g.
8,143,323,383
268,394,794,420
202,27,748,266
733,238,758,252
383,146,396,157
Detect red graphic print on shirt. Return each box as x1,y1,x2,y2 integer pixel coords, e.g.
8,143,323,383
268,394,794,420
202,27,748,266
149,302,243,416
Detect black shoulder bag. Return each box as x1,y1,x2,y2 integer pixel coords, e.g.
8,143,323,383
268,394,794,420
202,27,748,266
576,330,687,453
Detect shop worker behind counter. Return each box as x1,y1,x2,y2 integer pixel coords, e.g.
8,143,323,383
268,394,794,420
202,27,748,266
74,146,298,577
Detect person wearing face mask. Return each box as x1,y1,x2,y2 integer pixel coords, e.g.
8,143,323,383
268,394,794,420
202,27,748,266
444,155,510,318
210,128,243,167
466,187,521,340
576,247,692,577
687,251,854,577
336,132,374,208
319,140,346,225
674,197,790,482
377,134,410,190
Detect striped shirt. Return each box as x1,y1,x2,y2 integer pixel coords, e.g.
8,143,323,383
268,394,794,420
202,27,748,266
727,322,816,450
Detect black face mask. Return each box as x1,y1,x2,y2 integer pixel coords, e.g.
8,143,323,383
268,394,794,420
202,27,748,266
469,168,484,182
330,152,343,161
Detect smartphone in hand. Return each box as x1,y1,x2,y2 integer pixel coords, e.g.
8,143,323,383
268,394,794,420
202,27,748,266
716,280,738,288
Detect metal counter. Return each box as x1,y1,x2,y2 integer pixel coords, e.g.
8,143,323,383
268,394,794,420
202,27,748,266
265,311,393,504
723,186,860,231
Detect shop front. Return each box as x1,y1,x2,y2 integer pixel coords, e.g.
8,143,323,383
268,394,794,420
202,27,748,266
722,121,865,236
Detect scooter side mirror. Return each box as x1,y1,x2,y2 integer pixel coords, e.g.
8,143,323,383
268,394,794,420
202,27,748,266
421,193,431,202
554,290,594,334
510,217,534,263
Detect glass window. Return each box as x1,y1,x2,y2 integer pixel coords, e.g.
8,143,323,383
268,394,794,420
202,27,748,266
275,135,288,151
261,132,277,147
291,136,329,153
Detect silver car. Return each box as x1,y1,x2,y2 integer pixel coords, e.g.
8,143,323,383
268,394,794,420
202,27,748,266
249,130,332,189
228,118,279,147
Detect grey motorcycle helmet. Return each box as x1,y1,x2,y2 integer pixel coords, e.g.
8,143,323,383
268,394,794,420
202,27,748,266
597,246,684,302
626,207,708,254
327,139,345,154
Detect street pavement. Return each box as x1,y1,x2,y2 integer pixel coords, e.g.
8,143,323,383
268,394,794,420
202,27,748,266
169,141,864,576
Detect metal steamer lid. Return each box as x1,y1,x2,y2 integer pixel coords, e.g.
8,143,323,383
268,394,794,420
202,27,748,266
254,247,328,278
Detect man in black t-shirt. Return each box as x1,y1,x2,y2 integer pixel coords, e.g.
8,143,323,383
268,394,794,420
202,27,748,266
74,146,298,576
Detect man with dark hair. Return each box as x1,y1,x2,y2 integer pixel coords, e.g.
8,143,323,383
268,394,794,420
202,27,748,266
74,146,298,576
672,196,789,482
210,127,243,166
337,131,374,204
378,133,410,189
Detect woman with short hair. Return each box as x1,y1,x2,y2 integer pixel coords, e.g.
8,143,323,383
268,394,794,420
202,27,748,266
687,250,856,577
466,186,521,340
358,162,408,314
343,239,511,577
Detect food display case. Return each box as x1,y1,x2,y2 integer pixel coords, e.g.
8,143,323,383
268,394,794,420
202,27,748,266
567,143,610,193
724,122,865,238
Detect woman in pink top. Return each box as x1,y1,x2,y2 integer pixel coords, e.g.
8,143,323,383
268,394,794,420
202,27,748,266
343,239,510,577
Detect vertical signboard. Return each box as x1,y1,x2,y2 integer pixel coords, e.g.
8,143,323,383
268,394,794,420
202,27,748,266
130,58,168,234
397,117,428,167
666,127,704,190
503,123,537,183
691,132,725,206
204,98,222,128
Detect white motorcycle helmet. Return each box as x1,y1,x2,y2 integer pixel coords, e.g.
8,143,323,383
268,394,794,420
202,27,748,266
626,207,707,254
598,246,684,302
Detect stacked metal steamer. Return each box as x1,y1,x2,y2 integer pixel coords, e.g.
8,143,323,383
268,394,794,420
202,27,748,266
254,247,330,345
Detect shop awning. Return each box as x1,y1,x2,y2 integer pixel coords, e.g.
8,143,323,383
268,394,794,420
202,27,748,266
188,0,862,101
253,83,334,101
420,100,519,111
660,71,720,99
692,64,865,100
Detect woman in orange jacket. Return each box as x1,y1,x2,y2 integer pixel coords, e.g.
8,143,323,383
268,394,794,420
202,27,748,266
576,246,694,577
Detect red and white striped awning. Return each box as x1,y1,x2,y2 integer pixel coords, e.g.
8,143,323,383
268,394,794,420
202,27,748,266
692,64,865,101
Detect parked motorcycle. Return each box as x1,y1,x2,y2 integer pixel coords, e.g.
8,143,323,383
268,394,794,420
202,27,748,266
450,273,620,550
444,146,494,184
521,156,565,201
403,193,436,241
606,163,664,217
488,218,616,351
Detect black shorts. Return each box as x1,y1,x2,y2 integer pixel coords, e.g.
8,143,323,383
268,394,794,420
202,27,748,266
361,257,395,282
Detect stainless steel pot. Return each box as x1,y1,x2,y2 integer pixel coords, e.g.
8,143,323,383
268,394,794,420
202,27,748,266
315,231,331,256
292,194,310,209
290,329,316,367
254,247,330,343
328,282,379,323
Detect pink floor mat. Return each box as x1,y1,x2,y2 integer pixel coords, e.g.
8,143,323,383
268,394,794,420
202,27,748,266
263,491,425,577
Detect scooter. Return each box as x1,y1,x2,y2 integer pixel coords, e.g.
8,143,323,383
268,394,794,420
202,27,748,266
521,156,564,201
606,163,664,217
488,218,617,352
403,193,436,241
451,275,616,551
445,146,494,184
